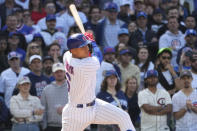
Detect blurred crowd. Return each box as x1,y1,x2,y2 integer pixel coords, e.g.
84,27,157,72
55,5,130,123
0,0,197,131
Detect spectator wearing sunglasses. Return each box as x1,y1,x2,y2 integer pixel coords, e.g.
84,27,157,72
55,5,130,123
156,48,180,96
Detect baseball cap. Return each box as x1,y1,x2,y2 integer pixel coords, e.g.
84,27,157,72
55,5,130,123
144,70,158,79
42,56,54,63
105,2,118,12
136,11,147,19
29,55,42,64
185,29,197,36
118,28,129,36
8,51,21,60
8,32,19,38
104,70,118,77
157,48,172,57
120,0,131,6
67,33,91,50
46,14,56,21
103,47,115,55
119,49,132,55
17,76,31,85
33,33,43,39
180,70,192,78
52,62,65,73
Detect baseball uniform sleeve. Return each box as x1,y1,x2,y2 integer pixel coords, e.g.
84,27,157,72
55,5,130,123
138,90,148,108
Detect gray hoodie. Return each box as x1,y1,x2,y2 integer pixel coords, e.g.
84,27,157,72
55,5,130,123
159,30,185,66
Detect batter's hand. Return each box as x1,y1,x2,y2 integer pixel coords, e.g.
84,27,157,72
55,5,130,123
84,32,95,41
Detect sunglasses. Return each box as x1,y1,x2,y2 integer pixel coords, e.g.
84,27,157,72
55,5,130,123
162,56,171,60
31,46,40,49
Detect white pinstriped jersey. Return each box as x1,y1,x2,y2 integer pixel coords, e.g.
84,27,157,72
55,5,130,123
63,51,100,104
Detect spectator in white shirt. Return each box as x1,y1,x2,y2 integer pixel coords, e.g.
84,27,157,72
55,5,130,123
172,70,197,131
10,76,44,131
0,51,30,108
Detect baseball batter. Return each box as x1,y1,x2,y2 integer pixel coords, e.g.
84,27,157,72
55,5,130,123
62,33,135,131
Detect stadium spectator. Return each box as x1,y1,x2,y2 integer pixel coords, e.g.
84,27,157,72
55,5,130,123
96,2,125,47
10,76,44,131
134,46,154,91
31,33,46,53
97,70,128,131
138,69,172,131
190,52,197,89
128,11,157,51
29,0,46,24
47,42,62,63
159,17,185,66
0,0,22,28
128,21,137,33
12,55,50,97
118,47,140,91
0,33,9,73
184,15,197,30
41,63,68,131
0,51,30,108
117,28,129,45
124,76,140,127
42,56,54,82
84,5,101,35
176,29,197,65
40,14,67,54
24,42,43,67
172,70,197,131
156,48,180,95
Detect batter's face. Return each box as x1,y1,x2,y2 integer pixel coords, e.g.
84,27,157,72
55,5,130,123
70,45,89,58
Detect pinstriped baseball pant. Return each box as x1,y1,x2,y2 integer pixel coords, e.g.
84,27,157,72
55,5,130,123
61,98,136,131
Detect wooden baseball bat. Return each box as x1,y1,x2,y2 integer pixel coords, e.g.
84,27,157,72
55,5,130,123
69,4,85,34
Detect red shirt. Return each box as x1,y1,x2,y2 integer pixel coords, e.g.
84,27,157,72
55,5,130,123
31,8,46,24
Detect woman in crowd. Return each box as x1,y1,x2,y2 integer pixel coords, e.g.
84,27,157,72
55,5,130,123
124,76,140,128
135,46,154,91
29,0,46,24
24,42,43,67
97,70,128,131
10,76,44,131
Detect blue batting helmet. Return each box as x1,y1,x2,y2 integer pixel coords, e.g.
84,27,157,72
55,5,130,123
67,33,91,50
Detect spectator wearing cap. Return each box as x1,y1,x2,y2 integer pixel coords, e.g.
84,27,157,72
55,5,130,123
41,63,68,131
128,11,157,60
150,8,165,33
40,14,67,54
96,2,125,48
96,47,118,95
117,28,129,45
31,33,46,53
84,5,101,35
10,76,44,131
0,51,30,108
156,48,180,95
190,52,197,89
172,70,197,131
117,0,132,24
13,55,50,97
42,56,55,82
8,32,26,62
0,33,9,73
138,69,172,131
0,0,22,28
176,29,197,65
118,47,140,91
159,16,185,66
97,70,128,131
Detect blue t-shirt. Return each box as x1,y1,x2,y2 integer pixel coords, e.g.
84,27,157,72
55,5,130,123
97,90,128,110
